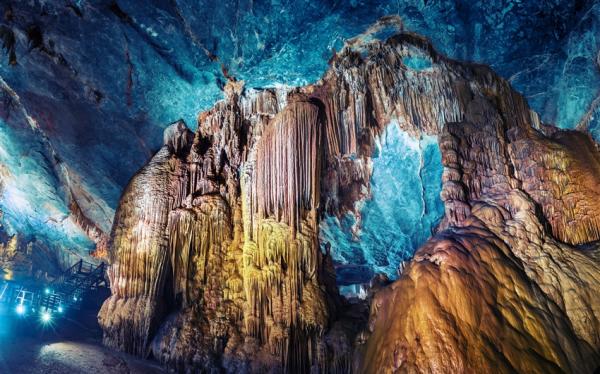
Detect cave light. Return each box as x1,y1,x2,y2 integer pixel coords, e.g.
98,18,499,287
41,311,52,323
3,185,30,212
15,304,25,315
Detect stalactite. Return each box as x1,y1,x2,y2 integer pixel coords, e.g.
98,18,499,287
61,188,113,258
250,99,321,236
100,29,600,373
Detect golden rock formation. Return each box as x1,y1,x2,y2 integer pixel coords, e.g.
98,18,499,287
99,31,600,373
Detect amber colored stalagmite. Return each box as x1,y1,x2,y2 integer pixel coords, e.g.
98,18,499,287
354,41,600,370
99,31,600,373
99,121,193,355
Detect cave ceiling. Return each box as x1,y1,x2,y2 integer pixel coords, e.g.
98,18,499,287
0,0,598,272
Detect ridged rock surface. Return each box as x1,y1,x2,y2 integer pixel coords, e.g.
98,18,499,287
100,31,600,373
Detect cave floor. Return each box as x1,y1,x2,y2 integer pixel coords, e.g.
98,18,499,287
0,304,164,374
0,338,165,374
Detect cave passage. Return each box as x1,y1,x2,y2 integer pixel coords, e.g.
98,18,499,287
320,123,444,295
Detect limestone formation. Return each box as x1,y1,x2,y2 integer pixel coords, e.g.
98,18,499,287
0,209,63,281
99,31,600,373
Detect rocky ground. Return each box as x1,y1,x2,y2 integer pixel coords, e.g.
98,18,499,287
0,304,164,374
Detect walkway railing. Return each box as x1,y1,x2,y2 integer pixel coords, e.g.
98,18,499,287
0,259,108,317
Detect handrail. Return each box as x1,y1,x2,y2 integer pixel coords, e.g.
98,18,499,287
55,261,107,298
0,282,8,301
0,261,107,314
49,259,103,285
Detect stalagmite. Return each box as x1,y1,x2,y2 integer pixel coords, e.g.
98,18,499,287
99,30,600,373
99,120,193,355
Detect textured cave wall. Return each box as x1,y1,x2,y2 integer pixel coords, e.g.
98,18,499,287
358,125,600,372
319,124,444,289
352,37,600,373
0,1,597,370
0,1,599,272
100,29,600,373
0,83,102,277
100,91,341,372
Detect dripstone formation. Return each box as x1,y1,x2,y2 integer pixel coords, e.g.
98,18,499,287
99,31,600,373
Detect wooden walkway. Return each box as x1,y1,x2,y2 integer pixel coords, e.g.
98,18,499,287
0,259,108,316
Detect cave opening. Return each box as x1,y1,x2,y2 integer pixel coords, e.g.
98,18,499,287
320,122,444,297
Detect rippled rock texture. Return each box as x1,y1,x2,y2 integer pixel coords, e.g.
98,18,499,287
99,29,600,373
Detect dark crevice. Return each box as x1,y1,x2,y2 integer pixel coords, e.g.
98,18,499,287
26,24,43,51
109,1,193,83
0,25,16,65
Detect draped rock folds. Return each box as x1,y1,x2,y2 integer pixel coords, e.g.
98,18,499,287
100,31,600,373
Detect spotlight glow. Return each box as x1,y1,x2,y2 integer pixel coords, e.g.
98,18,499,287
44,288,50,294
41,311,51,323
57,306,63,313
15,304,25,315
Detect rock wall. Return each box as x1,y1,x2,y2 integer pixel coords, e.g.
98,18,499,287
358,124,600,372
352,36,600,373
0,208,64,281
99,91,341,371
100,31,600,373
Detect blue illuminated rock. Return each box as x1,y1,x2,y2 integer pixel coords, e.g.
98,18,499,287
0,3,600,371
0,1,598,264
320,125,443,285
